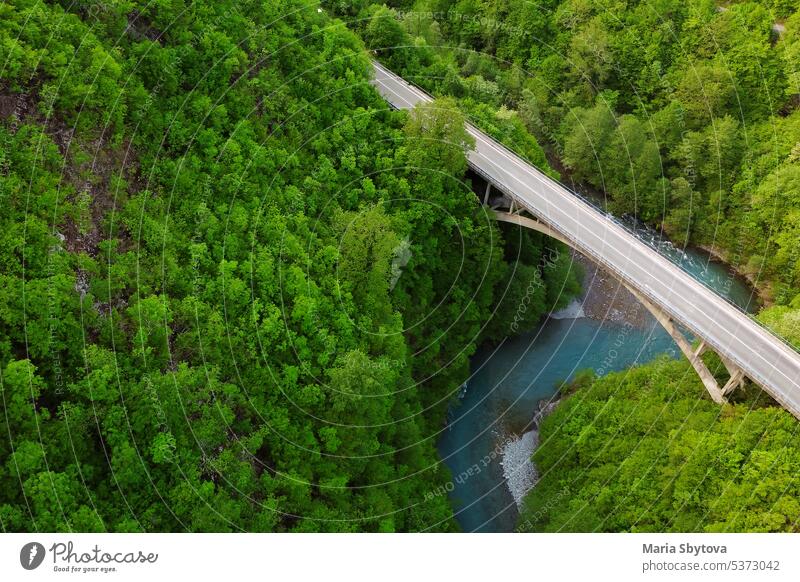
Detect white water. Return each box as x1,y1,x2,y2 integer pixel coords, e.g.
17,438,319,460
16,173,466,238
500,430,539,507
549,298,586,320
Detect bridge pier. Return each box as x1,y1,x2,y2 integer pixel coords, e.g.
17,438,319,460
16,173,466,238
625,288,726,404
492,209,747,405
722,368,747,396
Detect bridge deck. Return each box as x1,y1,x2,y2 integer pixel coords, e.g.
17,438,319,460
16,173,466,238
370,60,800,419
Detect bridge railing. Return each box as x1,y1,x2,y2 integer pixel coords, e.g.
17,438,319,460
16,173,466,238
473,135,800,366
466,119,800,361
373,61,800,366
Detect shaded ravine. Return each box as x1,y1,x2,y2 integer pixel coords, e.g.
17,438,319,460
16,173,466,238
437,231,758,532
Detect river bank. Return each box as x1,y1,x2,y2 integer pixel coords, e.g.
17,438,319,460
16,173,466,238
694,243,773,306
499,398,561,507
495,250,653,511
570,253,649,328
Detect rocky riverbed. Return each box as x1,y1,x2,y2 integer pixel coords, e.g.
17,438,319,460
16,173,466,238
500,398,561,508
570,252,651,328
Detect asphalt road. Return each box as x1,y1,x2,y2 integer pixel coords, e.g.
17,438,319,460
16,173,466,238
370,60,800,419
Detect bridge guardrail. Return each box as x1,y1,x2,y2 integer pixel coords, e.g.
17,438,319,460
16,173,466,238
469,127,800,359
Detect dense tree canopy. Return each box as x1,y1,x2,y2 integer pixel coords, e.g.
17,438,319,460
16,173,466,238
0,0,578,532
3,0,796,535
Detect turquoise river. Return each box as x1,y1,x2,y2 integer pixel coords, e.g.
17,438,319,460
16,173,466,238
437,229,758,532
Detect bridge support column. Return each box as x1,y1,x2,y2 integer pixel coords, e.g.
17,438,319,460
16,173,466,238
694,341,708,358
722,368,746,395
632,296,726,404
626,292,748,401
720,357,746,395
483,182,491,205
613,276,751,404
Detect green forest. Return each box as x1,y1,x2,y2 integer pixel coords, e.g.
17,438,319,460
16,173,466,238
0,0,576,531
1,0,799,533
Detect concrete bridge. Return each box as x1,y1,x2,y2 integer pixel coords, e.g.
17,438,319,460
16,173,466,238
371,60,800,418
